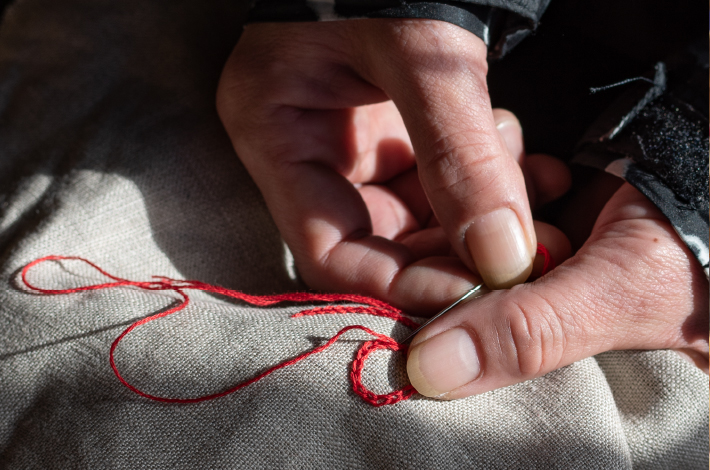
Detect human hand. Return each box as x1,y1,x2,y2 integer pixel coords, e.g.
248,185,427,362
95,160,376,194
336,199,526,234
217,19,569,313
406,182,709,398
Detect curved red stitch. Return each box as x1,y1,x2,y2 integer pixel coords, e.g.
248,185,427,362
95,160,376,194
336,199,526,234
351,338,416,407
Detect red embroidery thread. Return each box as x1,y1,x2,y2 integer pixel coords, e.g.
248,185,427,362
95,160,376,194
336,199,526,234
536,243,555,274
20,244,554,407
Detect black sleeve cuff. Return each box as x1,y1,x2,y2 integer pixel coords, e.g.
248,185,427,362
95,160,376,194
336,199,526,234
573,44,710,277
246,0,550,59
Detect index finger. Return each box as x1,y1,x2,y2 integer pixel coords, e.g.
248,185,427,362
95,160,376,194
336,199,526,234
352,19,537,289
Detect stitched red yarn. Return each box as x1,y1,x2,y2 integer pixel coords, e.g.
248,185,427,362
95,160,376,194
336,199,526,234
536,242,555,274
20,255,417,406
19,244,554,407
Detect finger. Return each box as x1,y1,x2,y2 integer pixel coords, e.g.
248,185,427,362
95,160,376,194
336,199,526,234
556,172,624,251
399,227,451,259
354,20,537,289
258,157,479,313
357,184,420,240
400,220,572,278
406,184,708,398
393,257,483,314
218,23,481,311
218,25,416,185
492,109,537,208
493,108,572,207
525,154,572,206
385,166,434,227
492,110,573,209
492,109,524,165
346,101,416,184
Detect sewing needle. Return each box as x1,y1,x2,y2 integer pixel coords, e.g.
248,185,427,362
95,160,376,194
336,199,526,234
402,283,486,343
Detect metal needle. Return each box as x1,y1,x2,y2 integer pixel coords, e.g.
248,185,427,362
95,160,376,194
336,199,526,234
402,283,486,343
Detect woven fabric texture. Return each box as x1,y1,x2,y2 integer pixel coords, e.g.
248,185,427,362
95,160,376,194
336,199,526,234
0,1,707,468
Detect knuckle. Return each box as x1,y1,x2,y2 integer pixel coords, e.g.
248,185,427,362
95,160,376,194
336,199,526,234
497,291,568,378
426,129,496,162
420,134,507,199
425,135,499,175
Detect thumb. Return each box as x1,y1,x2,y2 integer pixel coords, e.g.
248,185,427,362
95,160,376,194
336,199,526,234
354,20,536,289
405,185,708,398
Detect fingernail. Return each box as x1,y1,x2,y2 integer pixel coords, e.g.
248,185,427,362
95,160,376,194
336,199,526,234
466,208,533,289
407,328,480,397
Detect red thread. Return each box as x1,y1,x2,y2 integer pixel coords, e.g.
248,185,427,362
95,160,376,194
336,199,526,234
19,248,554,407
536,242,555,274
20,256,415,407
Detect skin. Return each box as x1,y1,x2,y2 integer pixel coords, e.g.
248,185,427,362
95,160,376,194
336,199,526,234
217,19,708,400
407,183,708,397
217,20,544,314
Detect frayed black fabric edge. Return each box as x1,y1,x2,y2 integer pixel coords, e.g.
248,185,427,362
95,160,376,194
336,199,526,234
600,63,667,141
574,57,709,278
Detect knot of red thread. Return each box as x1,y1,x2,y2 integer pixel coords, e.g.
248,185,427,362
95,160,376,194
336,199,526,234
19,246,554,407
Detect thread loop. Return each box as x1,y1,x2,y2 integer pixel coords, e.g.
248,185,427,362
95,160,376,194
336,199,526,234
19,244,553,406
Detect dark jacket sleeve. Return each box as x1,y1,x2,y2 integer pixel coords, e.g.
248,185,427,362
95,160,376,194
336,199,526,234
246,0,551,58
573,43,709,278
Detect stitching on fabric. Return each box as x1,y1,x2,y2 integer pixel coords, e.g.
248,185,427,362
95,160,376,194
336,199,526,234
19,245,553,407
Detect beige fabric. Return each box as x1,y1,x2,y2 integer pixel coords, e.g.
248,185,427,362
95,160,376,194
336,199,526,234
0,0,707,468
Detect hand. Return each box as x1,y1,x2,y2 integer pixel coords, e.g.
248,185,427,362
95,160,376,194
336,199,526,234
406,183,709,398
217,20,567,313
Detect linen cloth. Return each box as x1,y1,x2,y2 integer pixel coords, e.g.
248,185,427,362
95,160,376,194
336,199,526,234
0,0,707,468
